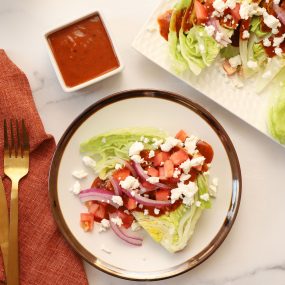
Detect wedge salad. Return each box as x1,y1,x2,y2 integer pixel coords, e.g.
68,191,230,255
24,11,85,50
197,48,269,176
157,0,285,91
74,127,217,253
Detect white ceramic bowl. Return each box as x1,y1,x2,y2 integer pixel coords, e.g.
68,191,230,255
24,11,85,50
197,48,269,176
44,11,124,92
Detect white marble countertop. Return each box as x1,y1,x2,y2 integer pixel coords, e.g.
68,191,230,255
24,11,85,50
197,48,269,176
1,0,285,284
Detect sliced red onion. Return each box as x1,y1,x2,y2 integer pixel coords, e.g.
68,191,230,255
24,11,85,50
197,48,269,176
109,213,142,246
206,18,232,46
109,176,122,196
120,187,171,208
133,162,170,189
79,188,119,208
273,4,285,25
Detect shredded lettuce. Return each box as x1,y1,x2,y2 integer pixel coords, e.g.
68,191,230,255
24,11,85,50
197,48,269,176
179,26,221,75
133,174,211,253
80,127,167,179
250,16,269,38
253,43,267,65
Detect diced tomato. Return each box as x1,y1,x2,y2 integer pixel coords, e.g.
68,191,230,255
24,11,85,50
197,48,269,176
189,168,199,182
91,177,104,188
85,201,94,209
141,180,157,191
175,129,188,142
159,166,166,180
112,167,131,181
153,151,171,167
117,211,134,229
196,140,214,163
147,167,159,177
164,160,174,178
93,204,107,222
126,197,137,210
202,163,209,172
155,189,171,201
80,213,94,232
170,149,189,165
88,203,100,214
230,3,241,21
194,0,208,24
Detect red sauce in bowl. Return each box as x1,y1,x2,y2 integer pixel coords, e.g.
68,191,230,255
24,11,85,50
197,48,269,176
47,13,120,88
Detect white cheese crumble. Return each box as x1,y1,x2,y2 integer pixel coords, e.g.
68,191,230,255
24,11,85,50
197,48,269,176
180,173,191,181
179,158,191,174
72,169,88,179
131,221,141,231
143,137,149,144
129,141,144,156
209,185,218,197
154,208,160,215
213,0,227,13
229,55,242,68
170,181,198,205
273,35,285,47
263,12,281,29
263,37,271,47
160,137,182,152
138,204,144,209
200,193,210,201
190,155,206,167
247,60,258,69
115,163,123,170
146,176,160,184
119,176,140,190
212,177,219,187
111,195,124,206
98,219,110,232
131,154,144,163
144,209,149,215
215,32,223,42
152,138,164,149
82,156,96,168
195,201,202,207
226,0,236,9
111,216,123,227
184,135,199,155
69,180,81,195
173,168,181,178
205,25,215,36
274,0,280,4
272,28,279,34
148,150,155,158
275,47,283,56
242,30,250,39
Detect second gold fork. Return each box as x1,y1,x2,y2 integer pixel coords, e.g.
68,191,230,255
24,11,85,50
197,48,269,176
4,119,29,285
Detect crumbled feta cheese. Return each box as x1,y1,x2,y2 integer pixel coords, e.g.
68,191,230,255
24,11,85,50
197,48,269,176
190,155,206,167
140,136,145,141
272,28,279,34
143,137,149,144
131,221,141,231
115,163,123,170
138,204,144,209
98,219,110,232
152,138,164,149
274,0,280,4
242,30,250,39
131,154,144,163
195,201,202,207
160,137,182,152
119,176,140,190
111,216,123,227
263,37,271,47
72,170,88,179
213,0,227,13
154,208,160,215
129,141,144,156
69,181,81,195
179,159,191,174
184,135,199,155
148,150,155,158
101,137,106,144
146,176,160,184
212,177,219,187
101,244,111,254
200,193,210,201
263,12,281,29
170,181,198,205
144,209,149,215
209,185,217,197
205,25,215,36
273,35,285,47
82,156,96,168
226,0,236,9
111,195,123,206
173,168,181,178
275,47,283,56
215,32,223,42
239,2,252,20
247,60,258,69
180,173,191,181
229,55,242,68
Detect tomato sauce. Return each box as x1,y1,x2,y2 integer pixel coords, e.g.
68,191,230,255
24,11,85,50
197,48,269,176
47,13,120,87
157,10,173,40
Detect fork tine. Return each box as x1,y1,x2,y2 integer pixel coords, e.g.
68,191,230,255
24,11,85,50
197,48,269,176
22,119,29,152
10,119,16,157
4,119,9,155
15,120,21,157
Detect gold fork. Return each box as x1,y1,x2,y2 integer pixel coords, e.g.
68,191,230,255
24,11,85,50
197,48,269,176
4,119,29,285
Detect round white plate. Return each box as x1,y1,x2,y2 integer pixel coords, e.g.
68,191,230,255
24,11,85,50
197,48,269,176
49,89,241,281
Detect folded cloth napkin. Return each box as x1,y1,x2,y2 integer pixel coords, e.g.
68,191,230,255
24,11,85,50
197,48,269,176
0,50,88,284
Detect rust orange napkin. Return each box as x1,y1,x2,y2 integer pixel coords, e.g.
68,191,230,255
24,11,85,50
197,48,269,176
0,50,88,284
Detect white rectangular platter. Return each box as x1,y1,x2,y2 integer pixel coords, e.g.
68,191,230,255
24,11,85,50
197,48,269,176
132,0,283,147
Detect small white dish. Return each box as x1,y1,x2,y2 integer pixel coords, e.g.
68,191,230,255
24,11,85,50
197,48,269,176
44,11,123,92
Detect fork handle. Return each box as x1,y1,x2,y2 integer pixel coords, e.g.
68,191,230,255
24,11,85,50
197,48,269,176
7,180,19,285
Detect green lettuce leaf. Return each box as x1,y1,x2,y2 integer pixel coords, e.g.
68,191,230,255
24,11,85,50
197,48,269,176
133,174,211,253
250,16,269,38
179,26,221,75
220,45,240,59
80,127,167,179
252,43,267,65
